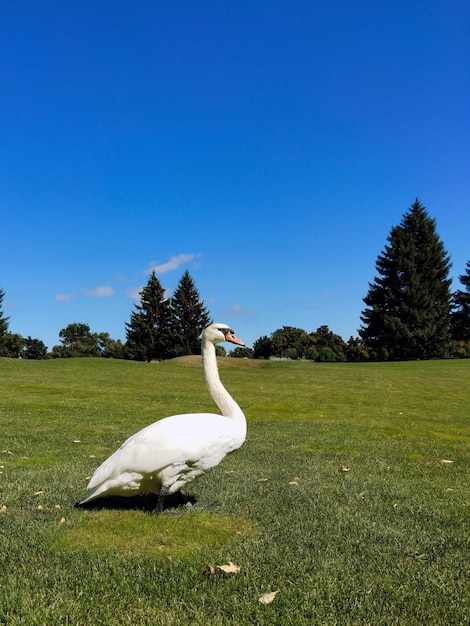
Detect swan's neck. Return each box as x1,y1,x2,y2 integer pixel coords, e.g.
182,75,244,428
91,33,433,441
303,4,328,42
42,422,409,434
202,339,243,419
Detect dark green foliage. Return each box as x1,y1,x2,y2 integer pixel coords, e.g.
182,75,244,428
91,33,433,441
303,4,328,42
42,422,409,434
316,346,339,362
360,199,453,360
253,334,272,359
125,270,212,361
313,325,346,361
229,346,254,358
345,336,370,361
253,326,347,361
167,270,211,357
271,326,315,359
0,333,23,358
125,271,172,362
305,345,318,361
50,323,100,358
451,261,470,344
0,288,17,357
22,336,48,360
96,333,125,359
0,288,9,337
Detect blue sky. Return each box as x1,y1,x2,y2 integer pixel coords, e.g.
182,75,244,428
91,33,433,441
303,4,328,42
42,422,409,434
1,1,469,351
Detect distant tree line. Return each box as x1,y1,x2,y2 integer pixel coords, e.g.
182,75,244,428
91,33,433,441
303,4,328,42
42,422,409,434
0,270,211,361
1,200,470,361
251,325,368,362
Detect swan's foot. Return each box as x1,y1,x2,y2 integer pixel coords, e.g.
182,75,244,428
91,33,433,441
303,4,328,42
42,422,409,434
155,485,168,513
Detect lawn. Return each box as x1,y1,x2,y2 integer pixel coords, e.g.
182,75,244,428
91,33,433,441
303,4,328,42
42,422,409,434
1,356,469,625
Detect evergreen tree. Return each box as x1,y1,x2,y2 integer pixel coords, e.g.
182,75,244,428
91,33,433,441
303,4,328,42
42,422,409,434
0,288,10,337
360,199,452,360
451,261,470,343
168,270,211,357
125,271,171,361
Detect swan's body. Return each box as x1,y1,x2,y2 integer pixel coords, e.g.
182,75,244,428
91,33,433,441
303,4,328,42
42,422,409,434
79,324,246,511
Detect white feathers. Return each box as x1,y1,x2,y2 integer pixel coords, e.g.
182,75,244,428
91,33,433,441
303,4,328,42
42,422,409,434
79,323,246,506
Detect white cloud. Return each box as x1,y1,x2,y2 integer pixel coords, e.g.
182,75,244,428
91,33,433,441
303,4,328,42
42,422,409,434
55,293,75,302
126,286,172,302
85,286,115,298
147,253,202,275
226,304,255,318
126,286,143,300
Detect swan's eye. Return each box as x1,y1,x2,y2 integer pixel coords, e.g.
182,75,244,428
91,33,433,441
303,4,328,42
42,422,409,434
218,328,233,337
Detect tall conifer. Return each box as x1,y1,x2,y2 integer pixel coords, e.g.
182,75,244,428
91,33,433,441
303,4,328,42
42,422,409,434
451,261,470,342
0,288,10,336
169,270,211,357
360,199,452,360
125,271,171,361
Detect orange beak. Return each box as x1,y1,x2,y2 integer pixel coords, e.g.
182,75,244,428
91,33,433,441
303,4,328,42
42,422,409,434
226,331,245,346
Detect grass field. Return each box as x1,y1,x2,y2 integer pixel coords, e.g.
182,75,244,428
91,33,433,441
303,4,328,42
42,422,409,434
1,356,469,625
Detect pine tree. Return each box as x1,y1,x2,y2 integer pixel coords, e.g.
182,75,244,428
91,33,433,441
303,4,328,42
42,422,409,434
0,288,10,337
451,261,470,343
168,270,211,357
125,271,171,361
360,199,452,360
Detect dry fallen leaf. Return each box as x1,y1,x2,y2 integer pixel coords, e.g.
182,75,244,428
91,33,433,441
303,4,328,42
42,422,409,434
289,481,299,486
257,478,269,483
0,505,6,513
340,465,350,472
89,454,96,459
217,561,241,574
73,440,81,444
205,564,216,576
440,459,454,465
259,590,280,605
34,491,44,496
59,517,66,524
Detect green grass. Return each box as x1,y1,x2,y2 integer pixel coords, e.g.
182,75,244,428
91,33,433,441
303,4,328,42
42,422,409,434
1,357,469,625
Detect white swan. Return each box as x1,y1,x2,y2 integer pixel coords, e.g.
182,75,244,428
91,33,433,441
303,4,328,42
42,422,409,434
78,323,247,512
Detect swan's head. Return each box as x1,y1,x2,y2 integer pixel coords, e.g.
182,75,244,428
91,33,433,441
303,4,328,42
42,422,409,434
203,323,245,346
